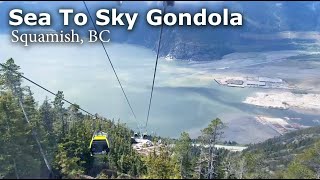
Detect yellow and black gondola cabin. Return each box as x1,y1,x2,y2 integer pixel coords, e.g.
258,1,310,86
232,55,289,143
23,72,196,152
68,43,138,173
89,131,110,156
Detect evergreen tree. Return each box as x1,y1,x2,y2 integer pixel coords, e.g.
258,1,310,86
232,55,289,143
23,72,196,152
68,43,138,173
52,91,65,138
174,131,194,179
197,118,225,179
144,147,180,179
0,58,48,178
40,97,54,133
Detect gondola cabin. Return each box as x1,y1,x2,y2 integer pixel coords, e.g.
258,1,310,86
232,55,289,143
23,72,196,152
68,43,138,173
142,133,152,141
89,131,110,156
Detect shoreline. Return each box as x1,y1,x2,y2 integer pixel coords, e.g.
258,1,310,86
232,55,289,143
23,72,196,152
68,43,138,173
243,91,320,113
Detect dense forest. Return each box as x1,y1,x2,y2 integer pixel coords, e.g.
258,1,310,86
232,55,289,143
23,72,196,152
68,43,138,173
233,126,320,179
1,58,320,179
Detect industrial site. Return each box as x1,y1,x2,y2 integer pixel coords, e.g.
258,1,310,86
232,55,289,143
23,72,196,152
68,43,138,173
214,76,293,89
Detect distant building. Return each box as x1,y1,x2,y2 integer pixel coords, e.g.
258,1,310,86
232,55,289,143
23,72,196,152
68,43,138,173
246,80,266,86
259,77,283,83
226,79,244,85
227,84,245,88
216,76,287,89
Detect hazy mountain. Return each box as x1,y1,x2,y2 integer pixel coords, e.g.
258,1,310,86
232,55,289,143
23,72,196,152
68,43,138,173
106,1,320,61
2,1,320,60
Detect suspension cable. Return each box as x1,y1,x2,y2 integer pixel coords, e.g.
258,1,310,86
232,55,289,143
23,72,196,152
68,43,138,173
145,2,167,128
83,1,137,121
0,63,95,117
4,68,53,175
17,97,53,174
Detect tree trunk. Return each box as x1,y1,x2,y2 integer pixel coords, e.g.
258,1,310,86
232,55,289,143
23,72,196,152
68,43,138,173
13,158,19,179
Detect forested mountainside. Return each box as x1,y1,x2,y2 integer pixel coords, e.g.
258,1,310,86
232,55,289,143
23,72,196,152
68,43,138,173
227,127,320,179
1,58,320,179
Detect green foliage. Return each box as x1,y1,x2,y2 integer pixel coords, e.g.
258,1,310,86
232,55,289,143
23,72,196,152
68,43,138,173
283,161,316,179
197,118,226,179
174,132,194,179
278,140,320,179
227,126,320,179
53,144,85,178
143,147,180,179
0,62,44,178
